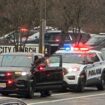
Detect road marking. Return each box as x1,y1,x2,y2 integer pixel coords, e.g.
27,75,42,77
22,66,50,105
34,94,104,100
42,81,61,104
28,92,105,105
52,92,69,96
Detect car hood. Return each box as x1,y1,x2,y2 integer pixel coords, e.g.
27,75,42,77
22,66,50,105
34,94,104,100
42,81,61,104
0,67,30,72
62,63,85,72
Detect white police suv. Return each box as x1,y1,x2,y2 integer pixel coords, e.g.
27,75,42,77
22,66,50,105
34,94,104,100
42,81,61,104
49,43,105,92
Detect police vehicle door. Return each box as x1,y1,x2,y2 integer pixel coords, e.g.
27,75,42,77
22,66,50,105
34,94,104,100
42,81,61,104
33,55,64,90
86,53,102,84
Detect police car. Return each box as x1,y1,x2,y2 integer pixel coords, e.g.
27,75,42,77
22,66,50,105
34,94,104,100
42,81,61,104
48,43,105,92
0,52,44,98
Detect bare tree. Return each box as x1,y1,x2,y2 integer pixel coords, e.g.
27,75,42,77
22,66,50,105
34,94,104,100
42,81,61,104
1,0,105,36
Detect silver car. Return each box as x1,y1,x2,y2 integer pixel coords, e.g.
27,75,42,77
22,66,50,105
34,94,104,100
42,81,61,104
0,97,27,105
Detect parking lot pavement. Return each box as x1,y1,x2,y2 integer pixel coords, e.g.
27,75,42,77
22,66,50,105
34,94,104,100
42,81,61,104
19,87,105,105
27,93,105,105
0,88,105,105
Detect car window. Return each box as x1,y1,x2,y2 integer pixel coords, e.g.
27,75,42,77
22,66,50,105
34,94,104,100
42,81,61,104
98,53,104,61
37,55,43,59
48,56,61,67
1,55,32,67
55,53,99,64
100,48,105,60
86,53,99,63
86,36,105,46
56,53,85,64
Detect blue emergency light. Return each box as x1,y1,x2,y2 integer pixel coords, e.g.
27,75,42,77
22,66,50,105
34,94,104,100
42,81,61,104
63,44,71,51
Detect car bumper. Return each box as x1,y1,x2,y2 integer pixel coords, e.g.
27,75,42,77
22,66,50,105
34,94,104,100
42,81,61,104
0,80,29,94
64,75,79,85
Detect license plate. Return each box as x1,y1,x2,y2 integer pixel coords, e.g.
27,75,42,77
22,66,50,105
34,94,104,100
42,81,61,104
0,83,6,88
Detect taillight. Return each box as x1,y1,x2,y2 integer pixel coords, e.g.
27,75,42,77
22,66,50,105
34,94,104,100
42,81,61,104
7,80,14,85
37,64,46,72
5,72,13,77
63,68,68,75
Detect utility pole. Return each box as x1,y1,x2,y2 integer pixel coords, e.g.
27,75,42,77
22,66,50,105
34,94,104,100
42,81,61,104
39,0,46,54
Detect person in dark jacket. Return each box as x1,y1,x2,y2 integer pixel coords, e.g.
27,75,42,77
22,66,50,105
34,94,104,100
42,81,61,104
33,55,40,67
30,55,41,73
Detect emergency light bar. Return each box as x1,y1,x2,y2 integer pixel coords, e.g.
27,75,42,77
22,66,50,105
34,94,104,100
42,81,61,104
63,44,71,51
73,43,90,52
62,43,90,52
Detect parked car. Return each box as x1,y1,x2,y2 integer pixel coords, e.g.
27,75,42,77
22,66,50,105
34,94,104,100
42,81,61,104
0,97,27,105
86,34,105,50
0,52,44,98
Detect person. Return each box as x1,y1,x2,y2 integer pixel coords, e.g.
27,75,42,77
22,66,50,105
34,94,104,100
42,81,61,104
40,54,49,66
33,55,40,67
31,55,39,71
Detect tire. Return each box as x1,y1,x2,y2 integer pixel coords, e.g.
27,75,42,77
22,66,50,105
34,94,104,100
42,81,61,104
61,87,68,92
75,77,86,92
40,90,52,97
25,86,34,98
97,75,105,90
1,92,9,96
18,85,34,98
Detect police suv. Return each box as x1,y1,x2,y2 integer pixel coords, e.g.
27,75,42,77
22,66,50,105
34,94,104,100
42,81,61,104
32,44,105,93
0,52,44,98
53,45,105,92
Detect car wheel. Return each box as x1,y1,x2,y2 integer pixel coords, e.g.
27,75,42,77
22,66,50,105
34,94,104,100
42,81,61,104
97,76,105,90
25,86,34,98
2,92,9,96
61,87,68,92
18,86,34,99
75,77,86,92
40,90,52,97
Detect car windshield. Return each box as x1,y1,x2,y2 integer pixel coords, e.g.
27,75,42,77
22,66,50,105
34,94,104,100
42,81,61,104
44,32,90,44
86,36,105,46
48,56,61,67
49,53,96,64
44,32,66,43
0,55,32,67
62,53,85,64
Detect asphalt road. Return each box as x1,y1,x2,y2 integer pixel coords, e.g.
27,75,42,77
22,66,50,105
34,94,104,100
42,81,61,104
5,87,105,105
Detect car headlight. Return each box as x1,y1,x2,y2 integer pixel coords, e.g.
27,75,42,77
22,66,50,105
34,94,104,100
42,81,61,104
21,72,28,76
15,72,28,76
69,67,80,72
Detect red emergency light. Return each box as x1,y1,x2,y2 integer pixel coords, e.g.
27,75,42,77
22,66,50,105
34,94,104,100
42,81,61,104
73,43,90,52
20,28,28,32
